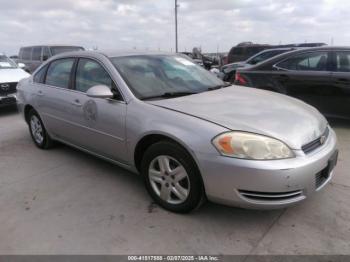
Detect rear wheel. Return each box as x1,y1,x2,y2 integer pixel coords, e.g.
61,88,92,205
28,109,54,149
141,141,204,213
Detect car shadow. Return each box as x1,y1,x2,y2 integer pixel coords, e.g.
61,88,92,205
55,142,281,221
0,105,18,117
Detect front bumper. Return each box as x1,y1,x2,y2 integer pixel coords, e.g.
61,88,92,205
0,94,17,107
197,128,338,209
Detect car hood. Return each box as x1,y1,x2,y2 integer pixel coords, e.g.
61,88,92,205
148,86,328,149
0,68,30,83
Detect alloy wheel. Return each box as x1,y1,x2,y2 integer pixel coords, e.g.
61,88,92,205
148,155,190,204
30,115,44,144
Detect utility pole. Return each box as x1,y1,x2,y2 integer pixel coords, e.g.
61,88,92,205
175,0,179,53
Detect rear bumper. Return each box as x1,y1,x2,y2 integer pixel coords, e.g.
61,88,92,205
0,94,17,107
196,128,338,209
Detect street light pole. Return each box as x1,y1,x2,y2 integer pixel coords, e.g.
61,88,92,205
175,0,179,53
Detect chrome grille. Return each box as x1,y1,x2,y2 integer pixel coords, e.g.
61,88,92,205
302,127,329,154
0,82,17,95
238,189,303,202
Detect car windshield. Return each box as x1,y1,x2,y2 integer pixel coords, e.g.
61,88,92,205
110,55,225,99
50,46,84,56
0,55,17,69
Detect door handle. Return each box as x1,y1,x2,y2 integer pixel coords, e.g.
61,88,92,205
71,99,82,107
37,90,44,96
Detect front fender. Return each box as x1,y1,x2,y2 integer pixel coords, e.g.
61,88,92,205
125,100,228,168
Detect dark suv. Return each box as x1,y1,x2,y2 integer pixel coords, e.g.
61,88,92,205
227,42,326,64
17,45,84,73
235,46,350,119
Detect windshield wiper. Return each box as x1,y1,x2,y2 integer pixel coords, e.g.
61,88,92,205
141,91,198,100
207,82,231,91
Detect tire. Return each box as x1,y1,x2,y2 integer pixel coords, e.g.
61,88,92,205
141,141,204,213
28,109,54,149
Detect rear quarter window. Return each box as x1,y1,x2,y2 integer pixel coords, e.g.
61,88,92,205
33,65,48,84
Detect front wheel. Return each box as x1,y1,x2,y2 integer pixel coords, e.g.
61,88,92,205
141,141,204,213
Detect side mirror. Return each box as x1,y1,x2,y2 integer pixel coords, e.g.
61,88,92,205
86,85,114,99
18,63,26,69
272,64,284,71
41,55,49,61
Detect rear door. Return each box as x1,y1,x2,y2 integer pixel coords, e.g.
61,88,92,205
328,50,350,118
273,51,332,113
36,57,77,144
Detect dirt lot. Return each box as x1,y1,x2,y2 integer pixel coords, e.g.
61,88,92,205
0,106,349,255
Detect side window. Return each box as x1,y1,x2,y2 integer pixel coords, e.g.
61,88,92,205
22,48,32,60
75,58,113,93
32,47,42,61
335,52,350,72
42,47,50,61
33,65,48,84
277,52,328,71
45,59,75,88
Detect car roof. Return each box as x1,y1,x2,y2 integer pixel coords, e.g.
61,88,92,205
258,47,296,52
273,46,350,56
51,50,177,59
248,48,297,58
102,50,176,58
271,46,350,59
288,46,350,51
241,46,350,70
20,45,84,48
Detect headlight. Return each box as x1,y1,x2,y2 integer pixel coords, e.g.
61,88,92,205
212,132,295,160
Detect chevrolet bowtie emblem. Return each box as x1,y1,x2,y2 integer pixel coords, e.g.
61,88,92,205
320,135,326,145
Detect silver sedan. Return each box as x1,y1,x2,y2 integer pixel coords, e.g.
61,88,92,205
17,51,338,213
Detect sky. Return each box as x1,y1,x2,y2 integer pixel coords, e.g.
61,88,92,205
1,0,349,55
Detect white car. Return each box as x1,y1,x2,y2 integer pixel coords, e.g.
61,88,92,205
0,53,30,107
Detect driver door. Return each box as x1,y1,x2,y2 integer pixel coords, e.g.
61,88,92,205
69,58,128,164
